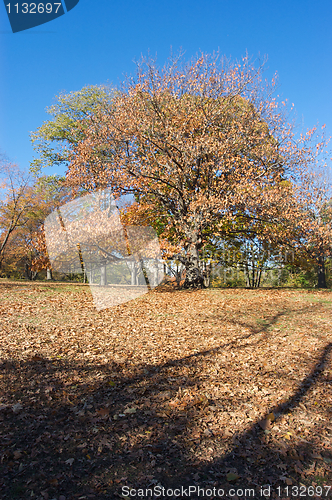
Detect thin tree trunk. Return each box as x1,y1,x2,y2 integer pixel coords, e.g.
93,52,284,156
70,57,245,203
77,243,85,281
100,261,107,286
203,260,211,288
25,261,32,280
245,262,251,287
141,259,151,291
131,261,137,286
317,255,327,288
257,267,262,288
0,224,14,263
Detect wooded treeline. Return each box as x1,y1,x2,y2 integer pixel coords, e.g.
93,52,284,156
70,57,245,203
1,53,331,288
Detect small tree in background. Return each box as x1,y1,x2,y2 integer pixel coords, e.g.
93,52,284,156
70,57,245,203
0,173,71,279
0,157,32,270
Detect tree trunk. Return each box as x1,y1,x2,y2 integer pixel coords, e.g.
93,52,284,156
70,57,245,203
25,261,32,280
173,239,205,289
245,262,251,287
130,261,137,286
182,248,205,288
183,262,204,288
203,260,211,288
257,267,262,288
317,256,327,288
24,261,38,280
251,258,256,288
77,243,86,281
100,261,107,286
46,268,53,280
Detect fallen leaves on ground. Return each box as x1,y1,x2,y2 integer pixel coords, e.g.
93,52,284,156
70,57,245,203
0,282,331,499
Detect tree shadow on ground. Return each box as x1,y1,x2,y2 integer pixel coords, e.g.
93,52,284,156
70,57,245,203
0,311,331,499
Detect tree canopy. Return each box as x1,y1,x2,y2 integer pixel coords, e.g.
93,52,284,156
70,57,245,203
30,53,331,288
64,54,317,286
30,84,115,175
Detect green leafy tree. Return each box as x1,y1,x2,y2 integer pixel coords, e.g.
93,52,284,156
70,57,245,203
30,84,115,175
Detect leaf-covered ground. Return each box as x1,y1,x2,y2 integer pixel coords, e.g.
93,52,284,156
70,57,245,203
0,282,331,499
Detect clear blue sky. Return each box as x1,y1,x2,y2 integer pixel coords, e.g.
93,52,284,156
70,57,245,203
1,0,331,177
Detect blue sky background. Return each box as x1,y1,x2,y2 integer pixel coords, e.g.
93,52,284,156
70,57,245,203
0,0,331,177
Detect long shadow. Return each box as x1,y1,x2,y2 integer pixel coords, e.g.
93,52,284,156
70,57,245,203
147,303,318,373
0,313,331,498
180,342,332,493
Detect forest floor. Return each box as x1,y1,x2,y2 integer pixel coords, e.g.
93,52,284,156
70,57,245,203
0,282,332,500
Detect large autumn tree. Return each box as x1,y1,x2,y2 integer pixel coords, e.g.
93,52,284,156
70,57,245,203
65,53,313,287
32,54,329,288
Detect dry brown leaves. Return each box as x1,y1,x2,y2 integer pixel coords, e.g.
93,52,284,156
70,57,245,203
0,282,331,499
